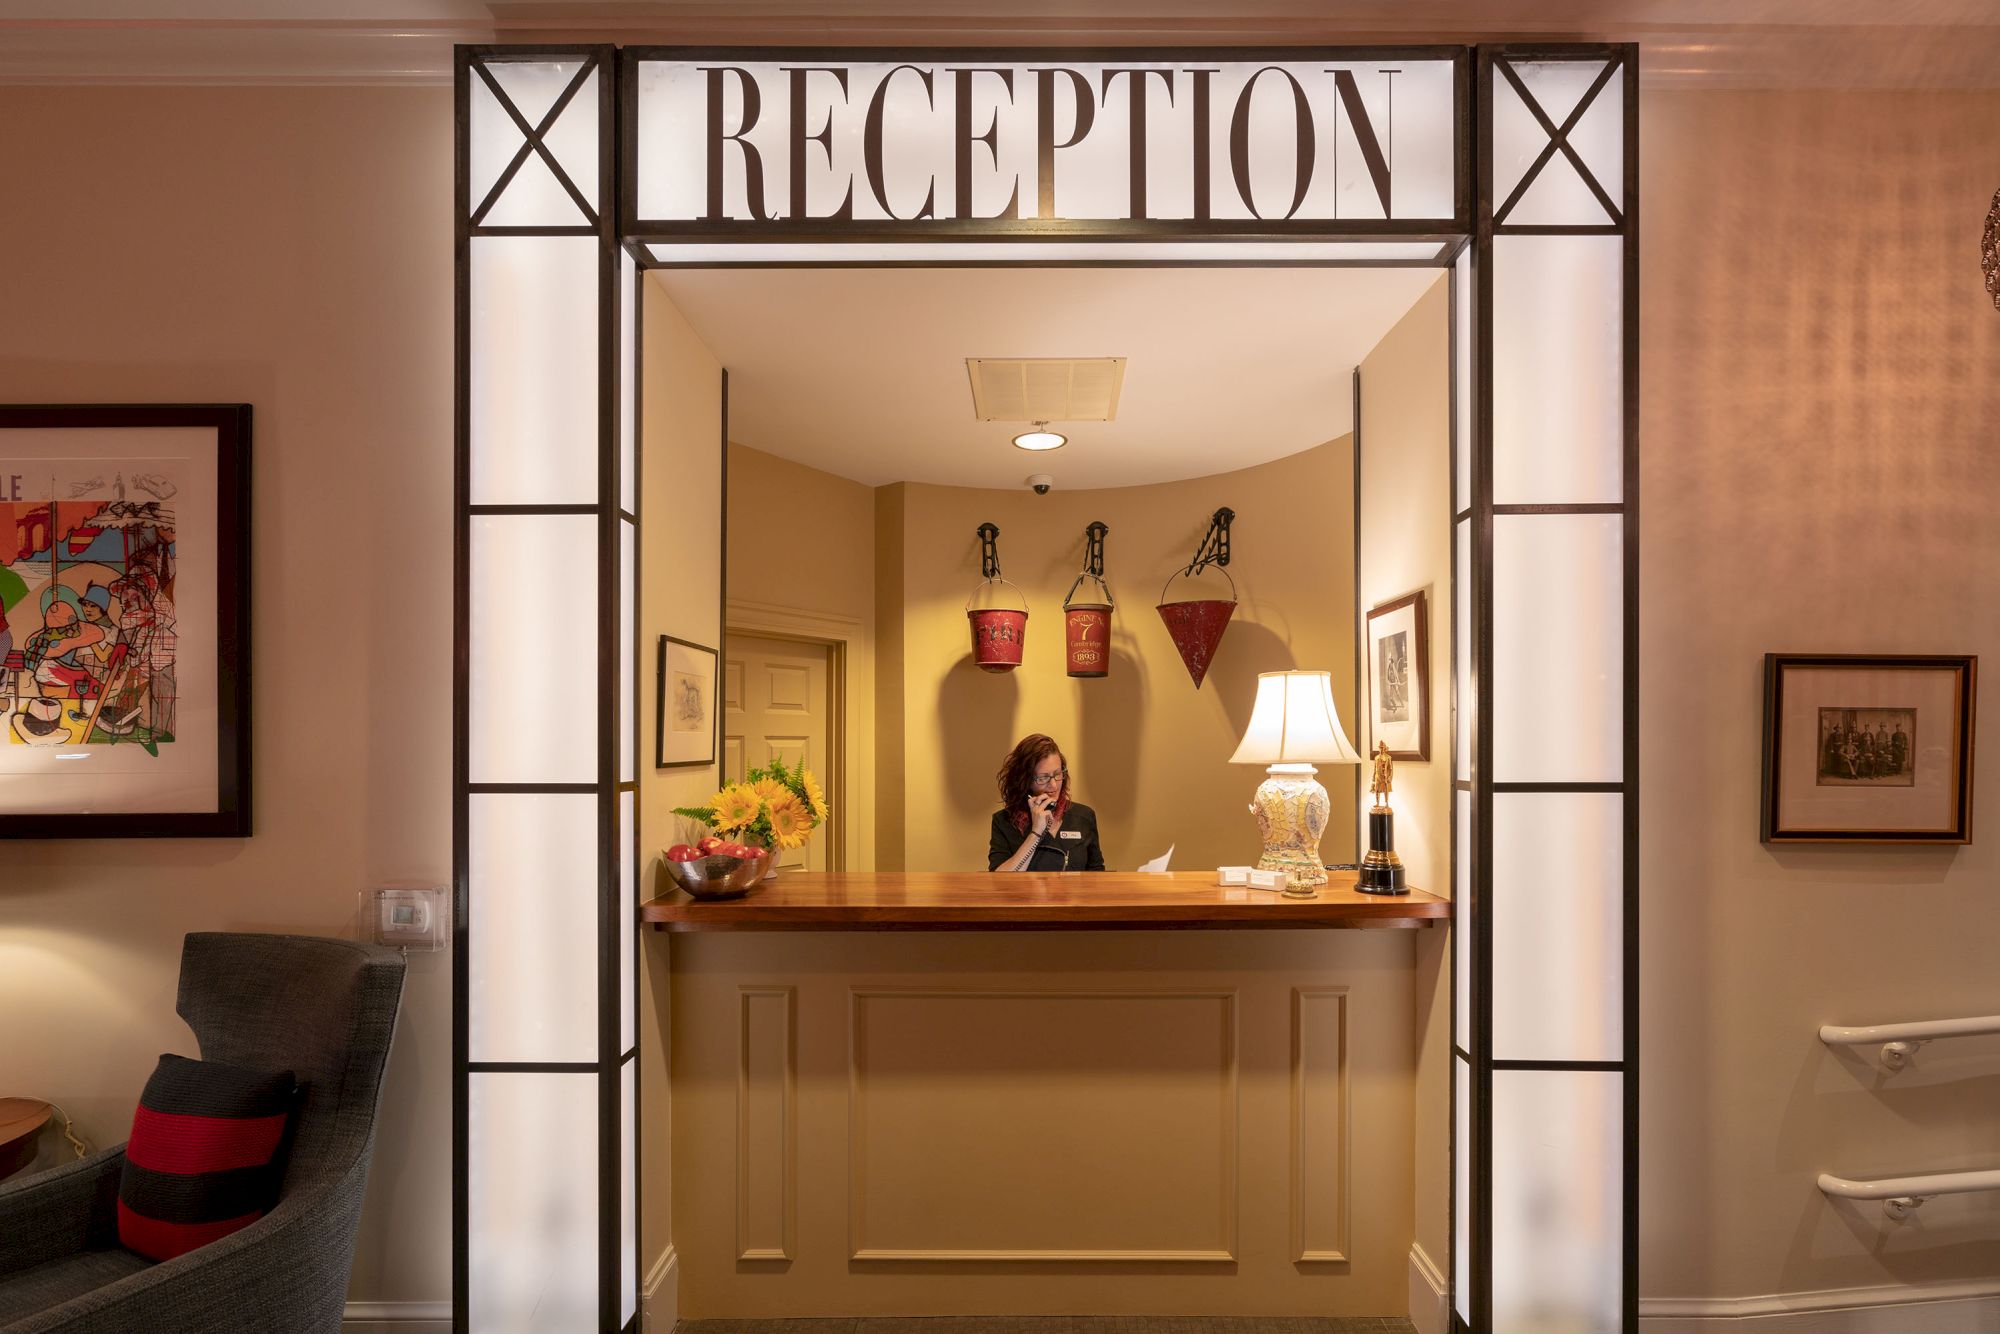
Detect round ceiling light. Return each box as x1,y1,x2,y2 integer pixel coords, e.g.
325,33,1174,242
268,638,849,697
1012,422,1067,451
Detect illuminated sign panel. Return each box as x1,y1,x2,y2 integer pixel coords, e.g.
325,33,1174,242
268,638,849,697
631,54,1462,229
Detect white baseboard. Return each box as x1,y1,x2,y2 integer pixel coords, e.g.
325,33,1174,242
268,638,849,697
342,1299,451,1332
1407,1242,1448,1334
643,1244,679,1334
1640,1276,2000,1332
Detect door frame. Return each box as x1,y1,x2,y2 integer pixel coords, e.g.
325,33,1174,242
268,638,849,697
725,597,866,873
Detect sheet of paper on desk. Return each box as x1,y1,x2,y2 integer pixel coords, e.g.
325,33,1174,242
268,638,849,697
1136,845,1174,873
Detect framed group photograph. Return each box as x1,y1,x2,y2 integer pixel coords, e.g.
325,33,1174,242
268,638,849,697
656,634,718,768
0,404,251,838
1761,653,1976,844
1365,589,1430,761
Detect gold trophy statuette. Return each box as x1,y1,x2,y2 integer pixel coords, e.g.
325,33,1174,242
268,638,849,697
1357,742,1408,895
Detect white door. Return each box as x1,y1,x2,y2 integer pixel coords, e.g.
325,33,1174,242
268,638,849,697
723,632,833,872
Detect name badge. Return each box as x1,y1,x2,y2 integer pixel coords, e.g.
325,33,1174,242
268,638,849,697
1058,830,1082,840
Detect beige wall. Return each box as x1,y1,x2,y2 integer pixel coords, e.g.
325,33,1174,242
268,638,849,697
0,86,453,1306
723,443,878,871
1640,87,2000,1300
638,280,725,1280
1356,276,1454,1289
881,443,1360,876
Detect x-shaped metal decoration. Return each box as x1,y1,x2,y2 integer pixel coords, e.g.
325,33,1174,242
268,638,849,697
470,57,599,227
1494,57,1623,227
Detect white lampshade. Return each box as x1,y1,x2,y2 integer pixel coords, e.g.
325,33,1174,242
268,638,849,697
1228,670,1363,766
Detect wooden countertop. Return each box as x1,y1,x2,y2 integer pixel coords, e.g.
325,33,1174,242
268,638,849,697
641,870,1449,932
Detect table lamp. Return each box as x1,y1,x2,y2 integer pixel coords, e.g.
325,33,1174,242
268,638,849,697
1228,670,1362,897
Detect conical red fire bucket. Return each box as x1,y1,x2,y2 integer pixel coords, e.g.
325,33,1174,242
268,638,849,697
1062,572,1114,678
1157,564,1237,688
966,578,1029,673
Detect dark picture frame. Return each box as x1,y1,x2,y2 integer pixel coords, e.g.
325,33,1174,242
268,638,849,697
1365,589,1430,762
0,404,251,838
656,634,718,769
1761,653,1976,844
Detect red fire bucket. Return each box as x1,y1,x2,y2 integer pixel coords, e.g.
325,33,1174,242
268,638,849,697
966,578,1029,673
1156,564,1237,689
1062,573,1114,678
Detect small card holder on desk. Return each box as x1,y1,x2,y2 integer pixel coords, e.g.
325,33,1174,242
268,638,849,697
1216,866,1287,891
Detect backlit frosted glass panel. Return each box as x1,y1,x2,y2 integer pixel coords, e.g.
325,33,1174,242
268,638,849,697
1454,1052,1471,1322
470,514,599,784
1493,515,1621,783
1564,74,1625,216
1455,518,1472,783
1492,792,1622,1062
620,518,636,784
620,789,635,1054
1453,248,1471,513
538,67,601,213
1493,1070,1622,1334
1455,796,1471,1051
621,1058,638,1326
469,1072,599,1332
1494,63,1621,226
485,58,585,127
1491,235,1622,505
469,236,600,505
481,148,590,229
470,793,598,1064
620,249,637,515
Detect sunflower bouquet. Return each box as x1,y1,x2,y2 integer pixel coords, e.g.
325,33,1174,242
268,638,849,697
673,756,829,853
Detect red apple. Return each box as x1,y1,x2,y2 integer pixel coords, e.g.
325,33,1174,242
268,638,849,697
665,844,701,862
696,835,725,854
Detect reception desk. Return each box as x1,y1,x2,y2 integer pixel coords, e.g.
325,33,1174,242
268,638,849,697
643,872,1449,1319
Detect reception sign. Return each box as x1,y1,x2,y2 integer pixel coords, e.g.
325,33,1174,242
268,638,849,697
628,51,1464,232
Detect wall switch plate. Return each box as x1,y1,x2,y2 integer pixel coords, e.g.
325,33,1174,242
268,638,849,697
370,886,449,951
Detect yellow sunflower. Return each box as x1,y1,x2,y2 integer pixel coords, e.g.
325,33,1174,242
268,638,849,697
765,793,811,849
709,784,762,831
750,776,789,807
801,768,829,824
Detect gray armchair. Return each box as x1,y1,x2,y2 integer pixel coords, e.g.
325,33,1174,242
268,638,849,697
0,933,407,1333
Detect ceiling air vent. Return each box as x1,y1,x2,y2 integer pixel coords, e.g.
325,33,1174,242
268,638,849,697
966,357,1126,422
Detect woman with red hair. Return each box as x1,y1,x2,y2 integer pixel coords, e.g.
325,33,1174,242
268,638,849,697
988,733,1105,872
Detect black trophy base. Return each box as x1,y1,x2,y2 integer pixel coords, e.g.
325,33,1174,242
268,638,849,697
1357,807,1409,894
1356,858,1408,895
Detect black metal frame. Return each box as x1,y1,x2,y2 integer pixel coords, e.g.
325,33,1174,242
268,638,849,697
1457,43,1639,1333
0,402,251,840
453,41,634,1334
454,37,1643,1334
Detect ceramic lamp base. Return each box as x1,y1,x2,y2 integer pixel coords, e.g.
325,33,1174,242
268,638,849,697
1250,764,1330,897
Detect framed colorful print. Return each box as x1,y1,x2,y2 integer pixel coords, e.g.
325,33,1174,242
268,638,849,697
0,404,250,838
656,635,718,768
1366,589,1430,762
1761,654,1976,844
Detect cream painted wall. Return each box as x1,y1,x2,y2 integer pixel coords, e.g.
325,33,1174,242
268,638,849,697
723,443,877,871
1356,276,1454,1283
0,87,452,1306
882,443,1359,876
638,280,725,1279
1640,88,2000,1301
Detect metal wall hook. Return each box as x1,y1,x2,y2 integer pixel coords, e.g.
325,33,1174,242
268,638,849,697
977,521,1001,579
1188,506,1233,574
1083,521,1108,578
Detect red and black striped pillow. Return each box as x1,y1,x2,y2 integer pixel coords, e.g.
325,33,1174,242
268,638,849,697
117,1054,298,1262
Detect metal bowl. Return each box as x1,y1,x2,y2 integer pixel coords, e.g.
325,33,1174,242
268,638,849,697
661,850,769,900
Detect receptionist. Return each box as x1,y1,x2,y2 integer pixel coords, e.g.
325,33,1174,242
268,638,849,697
988,734,1107,872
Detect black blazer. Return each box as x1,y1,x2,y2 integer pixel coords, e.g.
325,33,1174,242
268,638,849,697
988,802,1107,872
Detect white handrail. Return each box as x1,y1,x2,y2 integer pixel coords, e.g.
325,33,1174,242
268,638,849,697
1818,1012,2000,1070
1818,1167,2000,1220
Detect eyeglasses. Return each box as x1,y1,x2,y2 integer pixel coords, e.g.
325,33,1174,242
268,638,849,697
1030,770,1068,787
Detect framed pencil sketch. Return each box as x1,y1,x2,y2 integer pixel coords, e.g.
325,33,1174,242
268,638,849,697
1761,653,1976,843
656,634,718,768
0,404,251,838
1366,589,1430,761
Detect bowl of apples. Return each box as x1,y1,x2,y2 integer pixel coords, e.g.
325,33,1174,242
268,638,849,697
661,836,772,900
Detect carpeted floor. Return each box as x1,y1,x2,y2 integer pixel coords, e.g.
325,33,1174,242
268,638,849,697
677,1319,1417,1334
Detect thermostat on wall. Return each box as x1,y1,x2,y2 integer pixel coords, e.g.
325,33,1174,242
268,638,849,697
370,886,449,951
